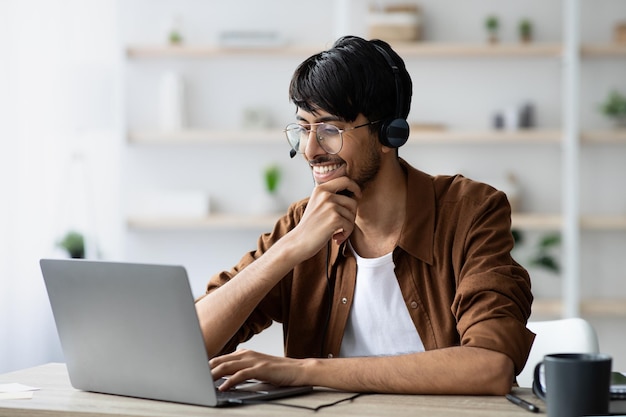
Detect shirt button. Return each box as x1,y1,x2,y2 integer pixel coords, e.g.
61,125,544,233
341,297,348,304
410,301,418,309
328,353,334,358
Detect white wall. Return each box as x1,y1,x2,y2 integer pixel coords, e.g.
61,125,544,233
0,0,122,373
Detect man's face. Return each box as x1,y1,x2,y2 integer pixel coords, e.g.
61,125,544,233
296,108,381,191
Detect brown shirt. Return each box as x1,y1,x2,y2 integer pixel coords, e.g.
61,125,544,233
199,159,535,375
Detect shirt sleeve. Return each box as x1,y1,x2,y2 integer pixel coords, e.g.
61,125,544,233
450,187,535,375
194,199,306,356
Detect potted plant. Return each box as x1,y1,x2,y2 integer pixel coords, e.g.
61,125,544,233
513,230,561,274
485,15,500,44
57,231,85,259
599,90,626,127
528,233,561,274
519,19,533,43
264,164,281,195
258,164,283,214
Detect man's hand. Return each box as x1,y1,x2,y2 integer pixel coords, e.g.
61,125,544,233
210,350,310,391
291,177,361,256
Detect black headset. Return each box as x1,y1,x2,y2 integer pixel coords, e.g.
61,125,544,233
372,43,410,148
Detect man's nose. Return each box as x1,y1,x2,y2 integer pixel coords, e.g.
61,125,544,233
304,129,324,157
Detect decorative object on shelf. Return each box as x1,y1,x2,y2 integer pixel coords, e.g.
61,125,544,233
57,231,85,259
484,15,500,44
518,102,535,128
258,164,284,214
492,111,505,129
242,106,273,129
488,172,521,212
504,105,520,131
614,22,626,44
493,102,535,130
599,90,626,127
218,31,286,48
368,4,422,42
518,18,533,43
158,71,186,131
167,16,183,45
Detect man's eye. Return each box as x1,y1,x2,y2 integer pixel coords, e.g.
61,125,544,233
318,126,339,136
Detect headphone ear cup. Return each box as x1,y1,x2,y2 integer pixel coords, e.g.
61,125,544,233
379,118,410,148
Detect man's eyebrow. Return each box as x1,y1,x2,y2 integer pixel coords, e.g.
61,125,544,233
295,114,343,123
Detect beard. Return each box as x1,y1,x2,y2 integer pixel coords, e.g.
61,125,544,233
350,139,381,192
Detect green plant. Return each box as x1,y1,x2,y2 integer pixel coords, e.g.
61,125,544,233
57,231,85,259
264,164,281,194
169,30,182,44
519,19,533,42
485,15,499,32
512,230,561,274
529,233,561,274
484,15,500,43
600,90,626,119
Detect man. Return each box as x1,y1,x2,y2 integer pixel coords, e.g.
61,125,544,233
195,36,534,395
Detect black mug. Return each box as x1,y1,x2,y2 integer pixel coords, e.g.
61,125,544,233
533,353,612,417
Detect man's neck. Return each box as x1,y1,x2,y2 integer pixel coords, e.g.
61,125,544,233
351,159,406,258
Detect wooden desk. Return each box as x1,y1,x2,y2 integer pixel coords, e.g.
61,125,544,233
0,363,545,417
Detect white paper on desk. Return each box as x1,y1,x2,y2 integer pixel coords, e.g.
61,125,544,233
0,383,39,400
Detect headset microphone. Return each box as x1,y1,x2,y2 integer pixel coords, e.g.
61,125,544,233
290,148,297,158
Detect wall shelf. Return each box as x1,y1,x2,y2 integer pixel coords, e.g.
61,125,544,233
410,129,562,144
128,128,563,145
581,43,626,57
128,129,282,145
533,298,626,318
127,214,279,231
127,42,626,61
126,213,626,232
581,129,626,143
126,42,564,60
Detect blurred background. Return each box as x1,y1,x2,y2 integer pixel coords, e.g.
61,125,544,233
1,0,625,374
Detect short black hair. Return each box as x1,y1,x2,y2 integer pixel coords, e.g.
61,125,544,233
288,36,412,126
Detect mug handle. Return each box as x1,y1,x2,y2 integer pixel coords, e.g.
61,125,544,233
532,361,546,400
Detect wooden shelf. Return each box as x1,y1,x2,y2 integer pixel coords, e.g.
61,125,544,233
410,129,562,144
127,213,278,231
533,298,626,317
512,213,562,230
126,42,563,59
581,215,626,231
581,43,626,57
128,128,562,145
391,42,562,57
581,129,626,143
128,213,562,232
126,42,626,60
511,215,626,231
127,128,626,146
126,44,322,59
128,129,283,145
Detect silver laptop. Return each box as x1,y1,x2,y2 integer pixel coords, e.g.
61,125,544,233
40,258,312,407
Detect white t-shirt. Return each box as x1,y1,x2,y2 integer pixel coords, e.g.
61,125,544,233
339,244,425,357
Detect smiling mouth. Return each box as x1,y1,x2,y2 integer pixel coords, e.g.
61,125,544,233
312,163,343,175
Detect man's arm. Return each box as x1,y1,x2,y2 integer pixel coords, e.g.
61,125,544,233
210,346,514,395
196,177,361,357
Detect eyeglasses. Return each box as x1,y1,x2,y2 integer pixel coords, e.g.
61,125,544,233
284,120,379,156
